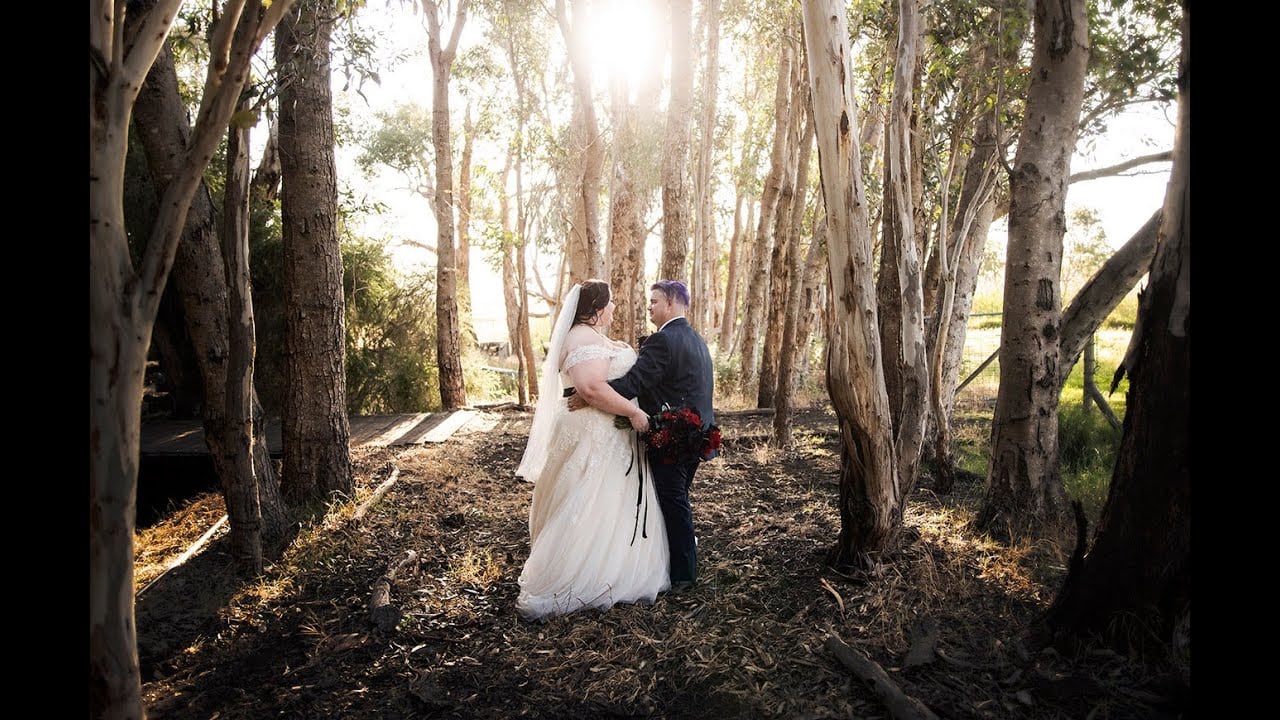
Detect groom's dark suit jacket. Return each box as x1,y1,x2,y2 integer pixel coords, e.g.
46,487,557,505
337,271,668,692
609,317,715,431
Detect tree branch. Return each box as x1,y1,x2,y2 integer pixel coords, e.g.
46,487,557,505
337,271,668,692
1068,151,1172,184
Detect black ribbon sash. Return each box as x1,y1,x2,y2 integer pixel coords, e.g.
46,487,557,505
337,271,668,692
627,432,649,546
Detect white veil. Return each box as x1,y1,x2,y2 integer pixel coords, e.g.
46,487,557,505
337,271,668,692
515,283,581,484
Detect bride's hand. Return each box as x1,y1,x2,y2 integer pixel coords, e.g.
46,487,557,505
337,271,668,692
629,410,650,432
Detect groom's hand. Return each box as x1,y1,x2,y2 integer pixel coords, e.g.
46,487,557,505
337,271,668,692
566,393,587,411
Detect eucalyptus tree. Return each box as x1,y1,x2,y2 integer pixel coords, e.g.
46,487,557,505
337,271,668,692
716,48,769,354
766,102,816,422
802,0,933,563
736,17,795,397
975,0,1179,523
868,0,930,494
276,0,354,504
555,0,605,283
605,0,665,345
916,0,1174,496
978,0,1090,537
421,0,471,409
1043,3,1189,654
757,54,807,409
222,88,269,572
491,0,553,403
452,42,512,346
658,0,694,282
131,19,291,565
918,0,1027,492
91,2,297,714
689,0,722,337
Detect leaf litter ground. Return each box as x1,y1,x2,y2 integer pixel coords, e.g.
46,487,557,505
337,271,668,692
135,404,1187,719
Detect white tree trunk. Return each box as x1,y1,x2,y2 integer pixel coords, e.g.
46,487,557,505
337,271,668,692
738,40,793,396
802,0,900,564
425,0,470,409
981,0,1090,536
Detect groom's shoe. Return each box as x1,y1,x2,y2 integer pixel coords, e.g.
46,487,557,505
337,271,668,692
668,580,695,594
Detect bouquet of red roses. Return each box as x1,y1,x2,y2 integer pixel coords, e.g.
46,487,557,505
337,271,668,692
618,405,722,464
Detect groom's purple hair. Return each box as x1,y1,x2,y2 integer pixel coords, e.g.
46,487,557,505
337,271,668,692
652,279,690,307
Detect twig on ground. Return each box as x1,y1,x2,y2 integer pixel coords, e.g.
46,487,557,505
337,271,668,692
826,632,940,720
370,549,419,631
353,466,400,523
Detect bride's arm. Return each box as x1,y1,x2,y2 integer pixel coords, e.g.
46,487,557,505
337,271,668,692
565,349,649,430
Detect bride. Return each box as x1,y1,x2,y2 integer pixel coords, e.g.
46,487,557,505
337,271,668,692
515,280,670,620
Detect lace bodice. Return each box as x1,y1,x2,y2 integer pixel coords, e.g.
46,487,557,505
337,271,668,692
561,342,637,381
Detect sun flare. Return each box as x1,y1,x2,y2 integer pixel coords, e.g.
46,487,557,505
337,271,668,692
585,0,660,99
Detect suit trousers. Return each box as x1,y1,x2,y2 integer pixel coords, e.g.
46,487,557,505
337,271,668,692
651,456,699,584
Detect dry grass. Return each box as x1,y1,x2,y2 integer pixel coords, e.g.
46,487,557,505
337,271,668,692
135,407,1185,720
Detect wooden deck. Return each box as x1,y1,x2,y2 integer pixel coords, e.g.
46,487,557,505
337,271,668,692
140,410,478,457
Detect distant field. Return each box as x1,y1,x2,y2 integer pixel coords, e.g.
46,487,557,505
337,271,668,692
956,327,1132,410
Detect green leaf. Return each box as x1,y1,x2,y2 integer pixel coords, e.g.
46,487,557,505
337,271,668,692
230,109,259,129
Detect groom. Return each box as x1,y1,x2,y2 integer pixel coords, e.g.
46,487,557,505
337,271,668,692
574,279,714,591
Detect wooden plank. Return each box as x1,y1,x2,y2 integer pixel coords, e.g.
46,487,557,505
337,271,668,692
140,413,470,454
140,418,286,457
418,409,477,443
349,415,410,446
460,412,499,434
363,413,433,447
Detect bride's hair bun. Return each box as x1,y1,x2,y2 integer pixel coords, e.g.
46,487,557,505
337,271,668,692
574,279,611,325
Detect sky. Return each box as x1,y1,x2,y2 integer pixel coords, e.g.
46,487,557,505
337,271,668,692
1064,101,1176,246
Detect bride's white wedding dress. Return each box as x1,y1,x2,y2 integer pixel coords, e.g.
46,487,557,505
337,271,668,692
516,343,670,620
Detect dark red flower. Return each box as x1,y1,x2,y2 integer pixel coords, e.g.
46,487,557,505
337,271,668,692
638,405,724,464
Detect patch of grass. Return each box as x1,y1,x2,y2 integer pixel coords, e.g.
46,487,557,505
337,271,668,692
1103,291,1139,330
447,547,505,589
1058,402,1121,521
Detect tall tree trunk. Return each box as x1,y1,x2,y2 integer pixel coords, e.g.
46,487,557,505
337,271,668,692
930,197,997,493
457,102,475,345
556,0,605,283
773,214,824,447
980,0,1089,538
926,97,1002,494
792,220,828,385
759,59,806,408
607,74,652,345
515,134,537,404
660,0,694,282
738,39,793,397
1044,7,1189,654
718,192,750,354
875,0,929,493
425,0,470,409
802,0,901,566
277,0,354,504
91,3,294,716
690,0,722,337
133,33,290,553
500,154,527,405
221,98,265,574
605,1,663,343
